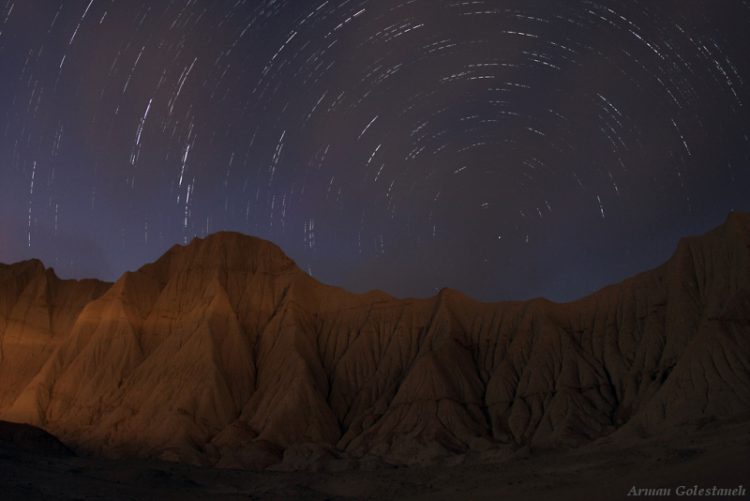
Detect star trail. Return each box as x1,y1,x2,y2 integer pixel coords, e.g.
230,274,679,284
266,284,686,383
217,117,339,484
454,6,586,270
1,0,749,301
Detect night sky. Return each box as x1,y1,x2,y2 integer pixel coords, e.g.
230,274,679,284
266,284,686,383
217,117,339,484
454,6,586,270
1,1,749,302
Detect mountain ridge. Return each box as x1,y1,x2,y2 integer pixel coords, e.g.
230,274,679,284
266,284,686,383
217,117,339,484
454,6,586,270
0,213,748,470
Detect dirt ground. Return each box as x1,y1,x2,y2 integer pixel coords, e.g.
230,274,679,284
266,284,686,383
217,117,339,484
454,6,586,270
1,418,748,500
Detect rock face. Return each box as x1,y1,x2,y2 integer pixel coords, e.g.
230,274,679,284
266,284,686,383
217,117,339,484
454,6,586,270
0,261,108,415
0,213,748,469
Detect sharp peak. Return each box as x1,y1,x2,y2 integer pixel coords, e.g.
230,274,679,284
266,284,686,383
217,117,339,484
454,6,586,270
2,258,54,278
0,259,111,289
142,230,299,278
5,257,45,268
202,230,267,239
165,231,290,256
186,230,277,245
677,211,750,246
724,210,750,227
718,211,750,240
183,230,283,248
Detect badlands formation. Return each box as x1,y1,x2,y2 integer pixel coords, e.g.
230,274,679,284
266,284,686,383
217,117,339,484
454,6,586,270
0,212,748,473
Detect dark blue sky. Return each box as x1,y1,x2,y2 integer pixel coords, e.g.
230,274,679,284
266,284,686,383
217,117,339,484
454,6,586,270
1,0,749,302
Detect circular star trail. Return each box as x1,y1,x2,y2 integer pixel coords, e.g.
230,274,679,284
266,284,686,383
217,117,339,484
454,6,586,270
1,0,749,301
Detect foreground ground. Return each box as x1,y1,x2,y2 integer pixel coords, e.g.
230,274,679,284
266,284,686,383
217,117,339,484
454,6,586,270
1,417,748,500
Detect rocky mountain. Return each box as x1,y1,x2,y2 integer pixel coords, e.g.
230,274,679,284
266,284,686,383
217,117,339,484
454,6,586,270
0,213,748,470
